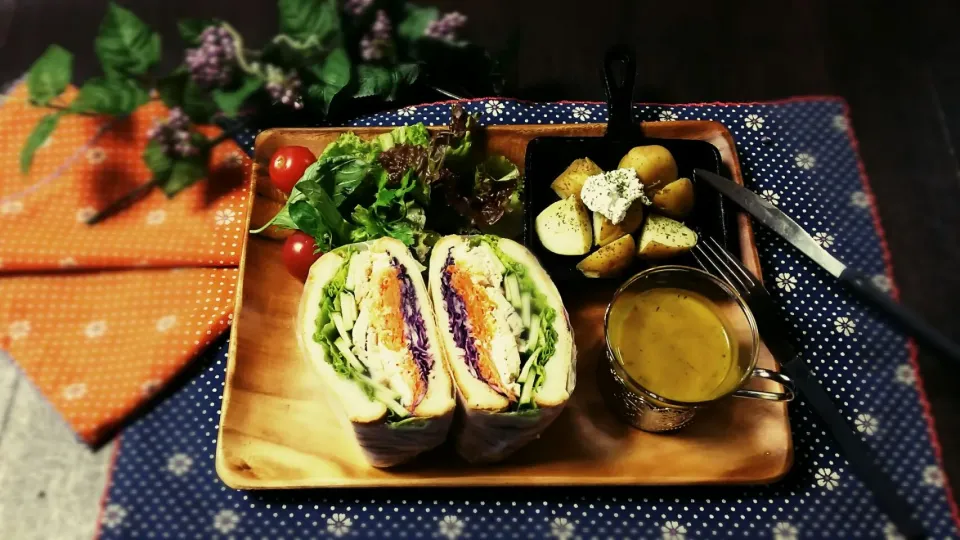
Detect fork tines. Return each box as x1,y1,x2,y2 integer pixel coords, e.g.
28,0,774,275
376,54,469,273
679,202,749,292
691,237,758,294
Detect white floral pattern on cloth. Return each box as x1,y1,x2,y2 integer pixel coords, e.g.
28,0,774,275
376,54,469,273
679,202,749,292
438,515,465,539
86,147,107,165
166,453,193,476
855,413,879,435
744,113,765,131
212,509,239,534
883,521,906,540
397,106,416,117
100,504,127,529
326,513,352,536
0,199,24,215
62,382,88,401
660,520,687,539
571,106,591,121
834,316,856,336
7,320,31,340
833,114,849,131
155,314,177,332
549,517,575,539
815,467,841,491
214,208,236,226
658,110,678,121
76,206,97,223
84,320,108,339
923,465,945,487
895,363,917,385
484,100,505,117
813,231,835,248
795,152,816,169
145,209,166,226
772,521,799,540
850,190,870,208
94,100,960,540
776,272,797,292
761,189,781,205
872,273,893,293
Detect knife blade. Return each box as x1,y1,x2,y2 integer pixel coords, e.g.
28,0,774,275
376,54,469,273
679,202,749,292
694,168,960,365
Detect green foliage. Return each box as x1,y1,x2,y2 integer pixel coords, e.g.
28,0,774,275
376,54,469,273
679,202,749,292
157,71,219,123
94,2,161,77
27,45,72,105
71,77,149,115
20,113,62,173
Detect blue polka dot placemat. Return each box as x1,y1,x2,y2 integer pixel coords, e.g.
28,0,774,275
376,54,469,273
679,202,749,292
97,99,959,539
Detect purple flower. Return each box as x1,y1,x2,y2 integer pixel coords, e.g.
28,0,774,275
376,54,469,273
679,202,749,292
344,0,373,16
265,66,304,110
360,10,392,61
185,25,236,88
148,108,198,158
424,11,467,42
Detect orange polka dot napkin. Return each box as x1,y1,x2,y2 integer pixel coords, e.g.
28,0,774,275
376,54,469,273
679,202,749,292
0,82,252,444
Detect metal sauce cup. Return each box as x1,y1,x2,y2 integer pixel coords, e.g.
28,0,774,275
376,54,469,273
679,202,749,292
599,266,794,432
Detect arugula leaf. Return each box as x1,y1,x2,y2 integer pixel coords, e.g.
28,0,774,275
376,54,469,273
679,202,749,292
316,155,374,206
397,5,438,42
27,45,72,105
211,75,263,117
94,2,161,77
353,64,419,101
295,181,354,243
306,47,351,113
178,18,217,45
250,193,301,233
20,113,62,173
278,0,340,43
157,71,218,122
71,77,149,116
289,199,332,250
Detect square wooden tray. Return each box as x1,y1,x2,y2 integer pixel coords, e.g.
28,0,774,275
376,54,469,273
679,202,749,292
215,120,793,489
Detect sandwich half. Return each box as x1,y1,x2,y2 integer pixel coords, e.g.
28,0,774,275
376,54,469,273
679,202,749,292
428,235,577,463
296,237,455,467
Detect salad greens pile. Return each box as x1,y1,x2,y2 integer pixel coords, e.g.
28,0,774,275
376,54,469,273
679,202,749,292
255,104,523,258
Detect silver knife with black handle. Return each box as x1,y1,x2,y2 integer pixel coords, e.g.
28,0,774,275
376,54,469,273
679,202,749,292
694,168,960,366
728,265,925,538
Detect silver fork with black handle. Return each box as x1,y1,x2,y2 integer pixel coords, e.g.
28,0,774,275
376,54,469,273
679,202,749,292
692,237,925,540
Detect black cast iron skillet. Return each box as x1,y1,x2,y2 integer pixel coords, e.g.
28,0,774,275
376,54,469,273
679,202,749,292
521,45,738,281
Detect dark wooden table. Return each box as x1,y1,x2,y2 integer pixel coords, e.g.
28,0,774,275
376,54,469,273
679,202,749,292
2,0,957,497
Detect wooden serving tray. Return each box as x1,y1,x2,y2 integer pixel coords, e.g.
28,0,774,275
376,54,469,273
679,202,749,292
215,121,792,489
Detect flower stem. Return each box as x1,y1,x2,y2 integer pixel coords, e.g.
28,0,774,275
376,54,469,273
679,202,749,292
85,178,161,225
271,34,322,51
221,23,261,76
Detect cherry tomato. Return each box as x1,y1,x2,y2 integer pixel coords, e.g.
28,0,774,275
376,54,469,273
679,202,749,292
282,231,322,282
269,146,316,194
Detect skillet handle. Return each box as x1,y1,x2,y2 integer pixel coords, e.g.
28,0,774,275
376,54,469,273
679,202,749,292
603,45,638,138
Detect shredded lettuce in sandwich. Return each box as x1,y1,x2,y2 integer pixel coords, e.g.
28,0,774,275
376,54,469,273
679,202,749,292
312,248,380,400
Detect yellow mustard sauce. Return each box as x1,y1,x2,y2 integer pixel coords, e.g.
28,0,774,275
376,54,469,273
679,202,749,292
608,287,739,403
